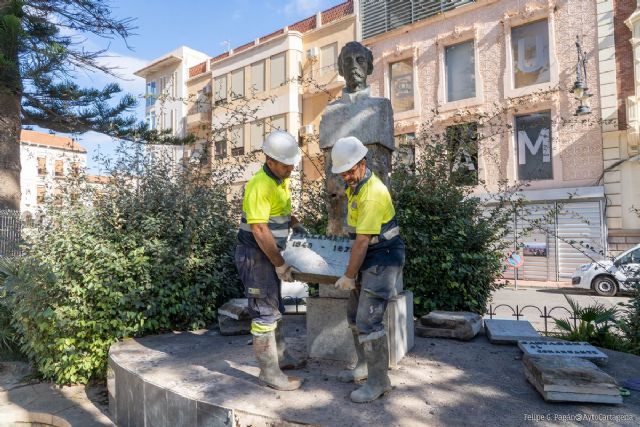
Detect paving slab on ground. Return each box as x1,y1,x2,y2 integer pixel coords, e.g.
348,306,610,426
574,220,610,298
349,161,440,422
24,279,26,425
109,316,640,427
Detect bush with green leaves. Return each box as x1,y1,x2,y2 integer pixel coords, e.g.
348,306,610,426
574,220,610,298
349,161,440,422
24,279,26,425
617,277,640,355
0,145,242,383
391,134,512,316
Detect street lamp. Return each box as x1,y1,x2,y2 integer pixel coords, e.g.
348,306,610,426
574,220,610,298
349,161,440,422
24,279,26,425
570,35,592,115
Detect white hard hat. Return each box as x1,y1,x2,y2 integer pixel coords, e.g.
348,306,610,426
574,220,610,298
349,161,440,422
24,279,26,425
262,130,301,165
331,136,368,174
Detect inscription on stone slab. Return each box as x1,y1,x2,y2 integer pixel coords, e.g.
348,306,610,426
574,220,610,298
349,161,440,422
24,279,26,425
518,341,608,366
282,234,352,284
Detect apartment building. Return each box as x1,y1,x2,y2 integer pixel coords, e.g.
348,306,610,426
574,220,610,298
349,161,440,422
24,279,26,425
20,130,87,223
598,0,640,253
134,46,210,167
182,1,355,191
361,0,606,281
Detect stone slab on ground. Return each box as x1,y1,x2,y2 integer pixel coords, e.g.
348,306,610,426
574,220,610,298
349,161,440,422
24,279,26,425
416,311,482,341
523,355,623,404
218,299,252,336
306,291,414,367
518,340,609,366
484,319,541,344
107,315,640,427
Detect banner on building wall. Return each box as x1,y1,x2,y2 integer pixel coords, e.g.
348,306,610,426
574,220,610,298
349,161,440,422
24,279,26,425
516,111,552,180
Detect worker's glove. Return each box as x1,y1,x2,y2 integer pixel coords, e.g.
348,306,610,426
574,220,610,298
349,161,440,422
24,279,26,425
334,275,356,291
291,222,310,236
275,263,298,282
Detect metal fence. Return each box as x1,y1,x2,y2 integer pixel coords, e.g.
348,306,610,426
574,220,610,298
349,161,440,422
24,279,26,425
486,303,578,336
0,209,21,257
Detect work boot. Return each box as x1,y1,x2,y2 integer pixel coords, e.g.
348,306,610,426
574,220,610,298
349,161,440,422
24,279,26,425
275,321,306,370
253,331,303,391
338,329,368,383
350,335,391,403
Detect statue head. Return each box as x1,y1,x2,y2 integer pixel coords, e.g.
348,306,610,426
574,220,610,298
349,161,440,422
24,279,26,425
338,41,374,93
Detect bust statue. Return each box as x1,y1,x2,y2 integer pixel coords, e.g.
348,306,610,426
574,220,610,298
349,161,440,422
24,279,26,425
319,41,394,152
319,41,395,236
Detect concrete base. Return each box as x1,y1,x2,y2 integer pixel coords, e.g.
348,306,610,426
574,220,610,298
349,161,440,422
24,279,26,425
484,319,541,344
306,290,414,367
105,315,640,427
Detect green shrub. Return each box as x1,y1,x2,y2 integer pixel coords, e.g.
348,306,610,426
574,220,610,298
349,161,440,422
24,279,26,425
553,295,628,351
617,277,640,355
392,138,511,316
1,146,242,384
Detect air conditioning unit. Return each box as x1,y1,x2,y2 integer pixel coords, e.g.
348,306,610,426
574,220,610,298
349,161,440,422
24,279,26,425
306,47,319,60
299,124,314,136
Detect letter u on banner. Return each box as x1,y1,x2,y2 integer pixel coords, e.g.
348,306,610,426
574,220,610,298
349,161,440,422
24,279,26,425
517,36,545,73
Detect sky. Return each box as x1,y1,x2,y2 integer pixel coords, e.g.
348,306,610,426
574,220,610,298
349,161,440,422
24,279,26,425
57,0,346,174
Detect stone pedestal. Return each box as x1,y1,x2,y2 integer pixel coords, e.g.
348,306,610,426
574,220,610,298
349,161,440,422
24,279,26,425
416,311,482,341
306,290,414,368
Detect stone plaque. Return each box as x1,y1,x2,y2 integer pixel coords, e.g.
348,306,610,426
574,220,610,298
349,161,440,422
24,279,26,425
282,234,352,284
518,341,608,366
484,319,541,344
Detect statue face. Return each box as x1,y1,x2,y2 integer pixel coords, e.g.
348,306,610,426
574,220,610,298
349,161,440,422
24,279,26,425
340,46,369,92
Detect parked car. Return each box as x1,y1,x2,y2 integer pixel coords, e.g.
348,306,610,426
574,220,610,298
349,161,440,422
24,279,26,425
571,244,640,296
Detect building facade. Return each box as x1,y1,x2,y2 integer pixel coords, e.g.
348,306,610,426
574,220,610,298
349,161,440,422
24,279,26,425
599,0,640,253
20,130,87,223
361,0,606,281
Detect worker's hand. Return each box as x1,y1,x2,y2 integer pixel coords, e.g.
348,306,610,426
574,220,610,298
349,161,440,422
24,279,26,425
275,263,298,282
291,222,310,236
334,275,356,291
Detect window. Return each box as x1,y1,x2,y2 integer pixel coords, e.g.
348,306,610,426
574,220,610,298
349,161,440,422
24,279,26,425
196,90,210,113
250,120,265,151
446,123,478,185
251,61,265,93
320,43,338,73
36,186,45,204
214,75,227,105
445,40,476,102
393,133,415,167
230,125,244,156
70,162,80,176
37,157,46,175
54,160,63,177
389,58,414,112
270,53,286,88
511,19,550,88
618,248,640,265
231,68,245,99
146,111,156,130
170,109,176,135
271,114,286,131
515,111,552,180
171,71,177,97
53,188,62,206
70,192,79,205
214,135,227,160
146,81,157,107
160,76,168,95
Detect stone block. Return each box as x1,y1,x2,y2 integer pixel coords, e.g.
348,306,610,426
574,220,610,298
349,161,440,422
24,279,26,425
218,299,252,336
196,401,233,426
167,390,197,427
484,319,541,344
416,311,482,341
114,362,144,427
518,340,608,366
283,235,351,284
107,363,116,422
523,355,622,404
306,291,414,367
144,381,167,427
319,283,350,298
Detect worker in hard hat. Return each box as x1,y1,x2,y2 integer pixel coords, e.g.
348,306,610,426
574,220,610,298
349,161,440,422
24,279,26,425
331,136,405,403
235,130,307,391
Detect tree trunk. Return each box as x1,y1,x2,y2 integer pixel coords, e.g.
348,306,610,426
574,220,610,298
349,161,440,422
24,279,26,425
0,89,22,211
0,0,22,211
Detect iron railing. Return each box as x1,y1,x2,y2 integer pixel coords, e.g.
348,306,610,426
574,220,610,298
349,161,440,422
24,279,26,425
487,303,578,336
0,209,21,257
